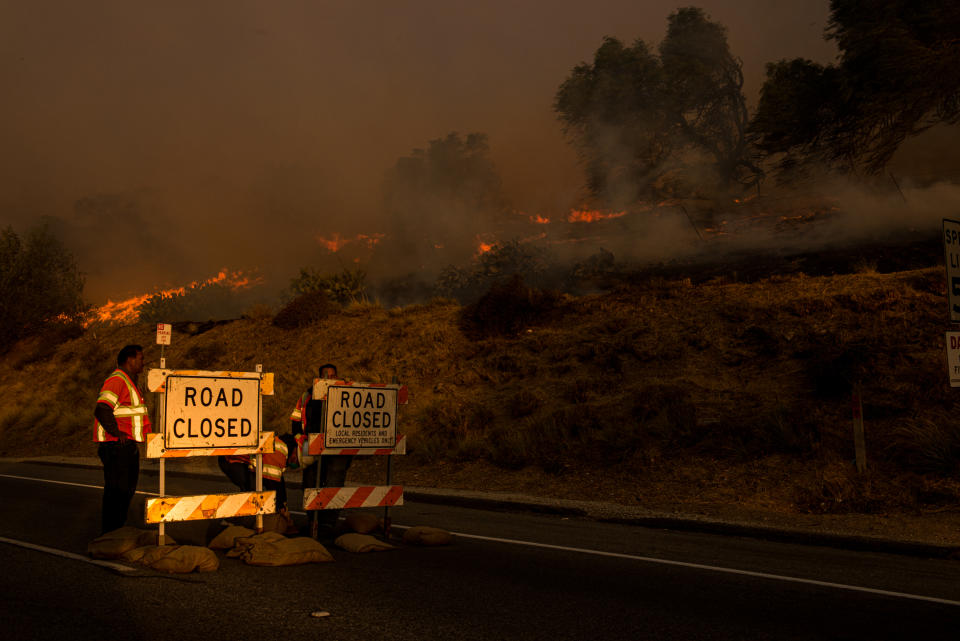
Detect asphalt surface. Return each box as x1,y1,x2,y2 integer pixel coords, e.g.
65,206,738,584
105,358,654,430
1,459,959,640
21,455,960,559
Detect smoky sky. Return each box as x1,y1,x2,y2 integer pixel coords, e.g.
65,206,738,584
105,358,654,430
0,1,850,303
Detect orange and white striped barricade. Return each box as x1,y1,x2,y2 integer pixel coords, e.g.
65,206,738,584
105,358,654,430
302,378,408,538
146,367,275,542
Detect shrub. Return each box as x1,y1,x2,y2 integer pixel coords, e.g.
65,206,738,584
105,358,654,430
459,274,560,339
411,399,495,462
272,289,337,329
289,267,368,305
435,240,551,302
887,415,960,475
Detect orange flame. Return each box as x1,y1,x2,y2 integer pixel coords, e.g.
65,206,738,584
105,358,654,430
478,242,494,254
568,209,627,223
317,233,347,252
317,232,386,252
88,268,263,326
356,233,386,249
530,214,550,224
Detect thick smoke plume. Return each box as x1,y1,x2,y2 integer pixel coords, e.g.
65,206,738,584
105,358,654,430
2,1,955,314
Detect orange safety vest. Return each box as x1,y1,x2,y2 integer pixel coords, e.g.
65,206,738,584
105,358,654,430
289,389,311,432
229,436,291,483
93,369,152,442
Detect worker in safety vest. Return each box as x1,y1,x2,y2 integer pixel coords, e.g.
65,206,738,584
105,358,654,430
291,363,353,534
93,344,151,534
217,433,299,511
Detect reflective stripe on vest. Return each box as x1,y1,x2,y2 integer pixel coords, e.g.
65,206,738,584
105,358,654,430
259,440,289,482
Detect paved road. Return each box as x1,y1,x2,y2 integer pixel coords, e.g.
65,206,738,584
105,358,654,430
0,460,957,640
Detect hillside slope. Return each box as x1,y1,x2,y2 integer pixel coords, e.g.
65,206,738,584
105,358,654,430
1,261,958,526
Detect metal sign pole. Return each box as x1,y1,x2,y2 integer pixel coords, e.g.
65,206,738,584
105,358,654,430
158,389,166,545
155,322,170,545
384,374,399,539
255,365,263,533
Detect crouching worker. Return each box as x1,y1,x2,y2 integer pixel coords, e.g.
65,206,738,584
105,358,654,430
217,432,300,514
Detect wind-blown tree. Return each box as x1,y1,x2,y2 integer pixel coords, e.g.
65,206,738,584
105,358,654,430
555,7,759,206
751,0,960,176
0,223,86,351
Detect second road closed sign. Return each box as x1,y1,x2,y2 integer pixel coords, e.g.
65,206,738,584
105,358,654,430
164,375,261,449
324,385,398,448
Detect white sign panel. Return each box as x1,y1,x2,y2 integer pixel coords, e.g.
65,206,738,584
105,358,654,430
324,385,398,448
946,332,960,387
943,219,960,322
164,375,261,449
156,323,172,345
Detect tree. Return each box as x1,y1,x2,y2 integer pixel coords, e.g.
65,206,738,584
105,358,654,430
554,7,758,206
750,59,845,174
751,0,960,175
382,132,509,266
0,223,86,351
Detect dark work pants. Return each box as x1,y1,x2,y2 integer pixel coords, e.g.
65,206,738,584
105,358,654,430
97,440,140,534
303,455,353,528
217,456,287,509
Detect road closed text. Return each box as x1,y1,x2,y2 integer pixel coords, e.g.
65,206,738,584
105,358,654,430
164,376,261,449
171,416,253,439
325,386,398,448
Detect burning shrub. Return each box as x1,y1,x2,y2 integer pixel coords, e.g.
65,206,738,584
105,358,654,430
272,289,337,329
459,275,560,339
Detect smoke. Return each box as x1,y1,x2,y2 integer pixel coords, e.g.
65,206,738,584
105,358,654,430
4,0,952,310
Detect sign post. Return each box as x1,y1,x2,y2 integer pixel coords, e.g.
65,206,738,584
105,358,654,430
156,323,171,369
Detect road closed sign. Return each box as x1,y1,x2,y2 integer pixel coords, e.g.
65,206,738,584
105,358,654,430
946,332,960,387
943,219,960,322
324,385,398,448
164,375,261,449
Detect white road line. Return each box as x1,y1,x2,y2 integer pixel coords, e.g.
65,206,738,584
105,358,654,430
0,536,135,573
438,531,960,608
0,473,159,496
4,472,959,607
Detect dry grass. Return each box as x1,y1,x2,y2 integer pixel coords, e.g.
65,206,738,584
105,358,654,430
1,265,957,515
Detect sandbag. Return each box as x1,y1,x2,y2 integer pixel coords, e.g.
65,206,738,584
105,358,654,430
261,511,298,535
334,533,395,553
148,545,219,573
138,545,176,566
402,526,453,546
230,532,334,566
208,525,255,550
344,512,381,534
88,527,152,559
